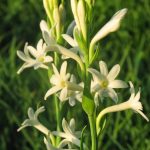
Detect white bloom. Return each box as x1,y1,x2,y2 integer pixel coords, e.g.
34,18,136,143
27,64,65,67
89,61,128,103
96,82,149,134
127,82,149,121
17,106,50,135
52,118,82,148
59,75,83,106
40,20,56,45
44,61,83,100
17,39,53,74
44,137,77,150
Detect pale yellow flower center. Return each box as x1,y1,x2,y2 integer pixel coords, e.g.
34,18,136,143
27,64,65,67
60,80,66,87
37,56,45,62
100,80,108,89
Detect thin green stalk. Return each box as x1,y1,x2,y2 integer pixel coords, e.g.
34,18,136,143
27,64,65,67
88,113,97,150
54,95,61,145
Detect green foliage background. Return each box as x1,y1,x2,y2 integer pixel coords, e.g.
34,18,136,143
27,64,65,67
0,0,150,149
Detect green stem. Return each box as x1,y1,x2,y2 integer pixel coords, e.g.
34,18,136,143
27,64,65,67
54,95,61,145
88,113,97,150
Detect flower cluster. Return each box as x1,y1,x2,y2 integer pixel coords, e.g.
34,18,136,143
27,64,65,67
17,0,148,150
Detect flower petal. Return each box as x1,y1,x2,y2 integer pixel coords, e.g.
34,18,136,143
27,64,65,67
52,63,60,77
107,88,118,103
62,34,77,47
59,87,68,101
108,80,128,88
136,110,149,122
28,46,38,58
37,39,43,52
62,118,73,135
60,61,67,79
69,118,75,131
69,97,76,106
67,82,83,91
17,51,28,62
44,56,53,63
107,64,120,81
88,68,105,82
44,86,62,100
99,61,108,76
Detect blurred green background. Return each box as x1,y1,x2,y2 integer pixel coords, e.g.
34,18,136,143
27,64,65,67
0,0,150,149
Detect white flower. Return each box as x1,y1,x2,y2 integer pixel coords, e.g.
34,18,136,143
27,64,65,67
89,61,128,103
96,82,149,134
44,61,83,100
127,82,149,121
52,118,82,148
40,20,56,45
44,137,77,150
17,39,53,74
17,106,50,135
59,75,83,106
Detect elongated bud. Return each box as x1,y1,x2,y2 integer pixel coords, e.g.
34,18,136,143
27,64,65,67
89,8,127,61
71,0,81,31
43,0,54,26
53,7,61,39
91,8,127,46
77,0,87,40
59,4,66,25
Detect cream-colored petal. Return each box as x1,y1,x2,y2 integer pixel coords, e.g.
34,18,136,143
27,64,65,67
44,56,53,63
107,88,118,103
88,68,105,82
17,62,35,74
69,97,76,106
43,31,56,45
59,87,68,101
62,34,77,47
50,75,60,85
38,64,49,69
60,61,67,79
69,118,75,131
133,89,141,102
107,64,120,81
99,61,108,76
52,63,60,77
17,51,28,62
37,39,43,52
67,82,83,91
28,46,38,58
108,80,128,88
135,110,149,122
62,118,73,135
40,20,49,32
44,86,62,100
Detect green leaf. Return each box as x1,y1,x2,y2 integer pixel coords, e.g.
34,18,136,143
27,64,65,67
82,95,95,116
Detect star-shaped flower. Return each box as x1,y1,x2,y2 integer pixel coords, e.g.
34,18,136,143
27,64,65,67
52,118,82,148
89,60,128,103
17,39,53,74
58,74,83,106
17,106,50,135
127,82,149,121
44,61,83,100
